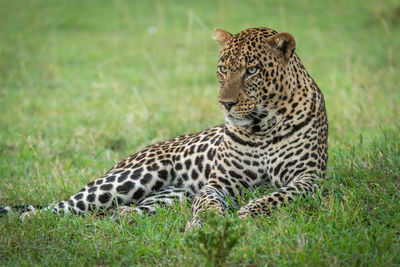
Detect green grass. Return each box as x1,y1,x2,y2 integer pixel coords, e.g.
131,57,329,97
0,0,399,265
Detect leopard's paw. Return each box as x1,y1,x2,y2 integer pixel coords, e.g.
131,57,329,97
116,206,141,217
185,217,202,233
237,205,253,220
238,198,270,220
20,210,36,221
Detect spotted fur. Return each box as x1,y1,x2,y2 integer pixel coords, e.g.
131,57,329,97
0,27,328,230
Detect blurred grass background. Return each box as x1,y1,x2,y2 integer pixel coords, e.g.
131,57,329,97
0,0,399,265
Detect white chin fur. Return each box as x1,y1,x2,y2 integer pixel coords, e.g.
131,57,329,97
225,115,252,127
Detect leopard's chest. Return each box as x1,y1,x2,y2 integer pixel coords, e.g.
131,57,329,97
215,135,311,190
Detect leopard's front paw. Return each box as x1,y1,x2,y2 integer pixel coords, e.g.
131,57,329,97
185,217,202,233
237,206,252,220
238,198,270,220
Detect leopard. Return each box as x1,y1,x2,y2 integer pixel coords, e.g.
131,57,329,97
0,27,328,231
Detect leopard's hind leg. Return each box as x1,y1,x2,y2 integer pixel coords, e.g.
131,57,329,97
115,186,192,217
18,162,177,219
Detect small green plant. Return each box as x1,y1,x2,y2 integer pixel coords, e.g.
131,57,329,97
185,211,245,267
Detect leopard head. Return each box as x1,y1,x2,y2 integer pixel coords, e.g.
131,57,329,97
214,27,298,134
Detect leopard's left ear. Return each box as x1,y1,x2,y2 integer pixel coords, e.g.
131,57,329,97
213,28,233,47
266,32,296,62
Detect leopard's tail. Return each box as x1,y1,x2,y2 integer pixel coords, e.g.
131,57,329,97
0,205,43,217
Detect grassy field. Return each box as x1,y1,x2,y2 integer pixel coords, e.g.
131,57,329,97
0,0,399,265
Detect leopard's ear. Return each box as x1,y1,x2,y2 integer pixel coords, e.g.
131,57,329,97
266,32,296,62
213,28,233,47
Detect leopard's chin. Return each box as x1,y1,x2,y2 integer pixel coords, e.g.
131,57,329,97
225,114,252,128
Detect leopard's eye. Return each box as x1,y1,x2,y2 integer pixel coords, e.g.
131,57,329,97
219,66,227,74
246,66,258,75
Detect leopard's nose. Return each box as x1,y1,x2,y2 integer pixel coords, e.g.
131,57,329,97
219,101,235,111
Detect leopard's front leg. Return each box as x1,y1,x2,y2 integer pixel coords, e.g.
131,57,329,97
185,185,232,231
185,159,240,231
237,174,319,219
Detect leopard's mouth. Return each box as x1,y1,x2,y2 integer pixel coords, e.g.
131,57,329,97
225,112,253,128
220,101,258,128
